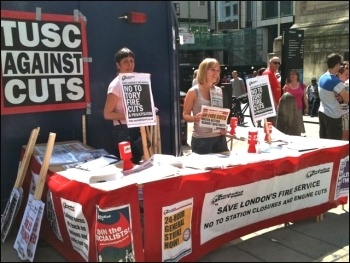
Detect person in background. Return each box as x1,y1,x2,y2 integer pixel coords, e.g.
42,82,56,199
262,56,282,126
221,75,228,84
257,67,266,76
318,53,349,140
182,58,229,154
230,70,246,122
306,77,320,117
226,74,232,82
276,92,300,136
336,61,349,141
282,69,309,136
192,69,199,86
103,47,143,164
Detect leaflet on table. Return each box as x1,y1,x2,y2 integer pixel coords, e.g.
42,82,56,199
181,152,231,170
121,154,182,176
199,105,230,131
58,165,123,185
74,155,120,171
56,156,180,190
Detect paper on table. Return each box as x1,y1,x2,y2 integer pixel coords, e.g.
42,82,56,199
58,165,122,184
75,155,120,171
181,152,231,170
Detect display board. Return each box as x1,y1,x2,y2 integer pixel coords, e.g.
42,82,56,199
281,29,305,87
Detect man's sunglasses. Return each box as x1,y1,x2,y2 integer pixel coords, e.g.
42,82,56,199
273,61,281,65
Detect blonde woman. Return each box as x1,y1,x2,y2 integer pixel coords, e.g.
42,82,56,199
183,58,228,154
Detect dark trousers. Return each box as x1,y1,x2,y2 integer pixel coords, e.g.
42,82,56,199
113,125,143,164
318,112,342,140
310,98,320,116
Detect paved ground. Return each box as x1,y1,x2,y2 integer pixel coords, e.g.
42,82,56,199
1,114,349,262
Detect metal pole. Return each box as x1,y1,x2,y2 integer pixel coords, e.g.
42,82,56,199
188,1,191,31
277,1,281,37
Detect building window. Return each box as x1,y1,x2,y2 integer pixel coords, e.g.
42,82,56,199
225,6,231,17
281,1,292,16
232,3,238,15
262,1,292,20
246,1,252,22
262,1,277,20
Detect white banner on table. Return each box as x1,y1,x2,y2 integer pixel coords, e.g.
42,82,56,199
199,105,230,130
246,75,276,122
200,162,333,245
119,73,156,128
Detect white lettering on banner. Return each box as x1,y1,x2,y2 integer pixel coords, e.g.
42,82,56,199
1,12,89,115
200,163,333,245
1,21,81,48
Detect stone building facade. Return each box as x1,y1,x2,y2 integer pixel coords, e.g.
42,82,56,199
274,1,349,84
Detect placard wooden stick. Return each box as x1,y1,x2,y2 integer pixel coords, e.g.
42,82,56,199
156,116,162,153
152,123,158,154
146,126,154,156
15,127,40,188
140,126,150,160
34,132,56,200
264,119,271,144
82,114,87,145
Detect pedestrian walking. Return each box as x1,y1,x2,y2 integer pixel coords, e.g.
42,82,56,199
306,77,320,117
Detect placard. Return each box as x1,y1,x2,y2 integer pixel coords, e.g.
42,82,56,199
1,9,91,115
246,75,276,122
199,105,230,130
119,73,156,128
